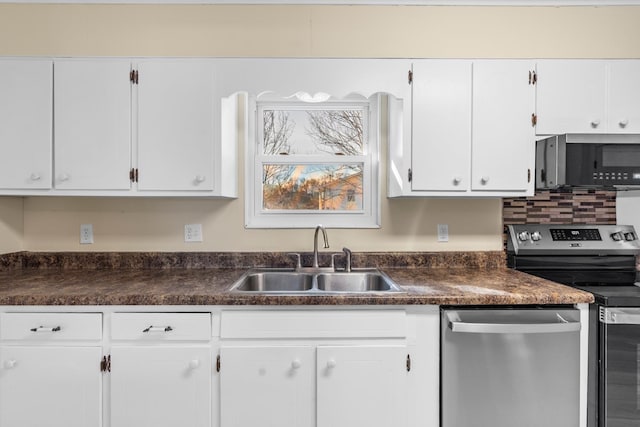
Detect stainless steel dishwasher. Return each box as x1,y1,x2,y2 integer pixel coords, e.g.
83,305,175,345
441,307,581,427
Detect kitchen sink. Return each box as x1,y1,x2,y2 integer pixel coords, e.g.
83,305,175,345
316,272,399,292
230,271,314,292
230,270,403,294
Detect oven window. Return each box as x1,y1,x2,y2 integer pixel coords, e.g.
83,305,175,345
602,145,640,167
603,324,640,425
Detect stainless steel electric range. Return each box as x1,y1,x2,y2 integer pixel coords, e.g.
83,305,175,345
507,224,640,427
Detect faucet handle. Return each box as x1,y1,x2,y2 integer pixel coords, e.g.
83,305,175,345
287,253,302,271
342,247,352,273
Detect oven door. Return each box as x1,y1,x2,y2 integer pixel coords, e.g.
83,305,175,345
600,307,640,427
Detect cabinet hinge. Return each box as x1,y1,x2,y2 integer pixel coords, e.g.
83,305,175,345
527,168,531,183
528,70,537,85
100,355,111,373
216,355,221,372
129,168,139,183
408,70,413,85
130,69,139,85
531,113,538,127
406,354,411,372
408,168,412,183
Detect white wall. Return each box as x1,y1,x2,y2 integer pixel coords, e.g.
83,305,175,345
1,4,640,253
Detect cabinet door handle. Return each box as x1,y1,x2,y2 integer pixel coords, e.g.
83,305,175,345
188,359,200,369
590,119,601,128
619,118,629,128
30,173,41,181
452,177,462,185
326,358,337,369
194,175,206,184
58,173,70,182
4,359,17,369
142,325,173,333
480,176,490,185
291,359,302,369
30,326,61,332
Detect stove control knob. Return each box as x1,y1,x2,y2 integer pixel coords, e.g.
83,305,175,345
517,231,530,242
624,232,637,241
611,232,623,241
531,231,542,242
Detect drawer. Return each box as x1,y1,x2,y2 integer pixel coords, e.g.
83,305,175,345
0,313,102,341
220,310,407,339
111,313,211,341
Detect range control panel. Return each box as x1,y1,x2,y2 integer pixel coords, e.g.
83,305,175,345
507,224,640,255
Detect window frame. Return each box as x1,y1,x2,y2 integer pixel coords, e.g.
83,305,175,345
245,94,381,229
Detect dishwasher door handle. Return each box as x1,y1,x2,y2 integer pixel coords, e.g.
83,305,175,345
446,312,581,334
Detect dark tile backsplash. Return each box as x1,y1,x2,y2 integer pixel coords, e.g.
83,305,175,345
503,188,617,226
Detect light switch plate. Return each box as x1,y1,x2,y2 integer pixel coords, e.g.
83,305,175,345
184,224,203,242
437,224,449,242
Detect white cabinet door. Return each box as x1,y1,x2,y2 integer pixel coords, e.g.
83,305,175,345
0,346,101,427
317,345,408,427
608,60,640,133
536,60,607,135
0,60,52,190
411,60,471,191
137,60,215,191
54,59,132,190
471,60,535,192
110,346,211,427
219,346,314,427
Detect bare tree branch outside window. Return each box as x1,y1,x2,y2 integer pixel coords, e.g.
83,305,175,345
305,110,363,155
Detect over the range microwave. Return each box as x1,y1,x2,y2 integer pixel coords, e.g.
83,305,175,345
535,134,640,189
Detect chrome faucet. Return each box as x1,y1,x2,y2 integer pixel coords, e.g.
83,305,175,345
313,225,329,268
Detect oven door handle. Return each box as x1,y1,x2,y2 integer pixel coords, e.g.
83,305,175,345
446,311,581,334
600,307,640,325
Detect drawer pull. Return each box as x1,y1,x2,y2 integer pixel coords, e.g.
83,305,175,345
142,325,173,333
30,326,61,333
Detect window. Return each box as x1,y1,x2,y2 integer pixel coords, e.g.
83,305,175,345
245,94,380,228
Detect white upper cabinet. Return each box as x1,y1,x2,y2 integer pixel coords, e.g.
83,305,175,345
54,59,132,190
536,60,607,135
411,60,471,192
390,59,535,197
607,61,640,133
0,57,237,197
536,60,640,135
471,60,536,192
0,60,52,190
136,60,215,192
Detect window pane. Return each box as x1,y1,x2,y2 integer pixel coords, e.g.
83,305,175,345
263,164,363,211
263,109,364,155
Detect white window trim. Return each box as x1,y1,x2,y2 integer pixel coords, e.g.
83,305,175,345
245,94,381,229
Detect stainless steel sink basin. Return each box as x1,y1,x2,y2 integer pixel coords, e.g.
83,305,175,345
230,271,314,292
230,270,403,294
316,272,400,292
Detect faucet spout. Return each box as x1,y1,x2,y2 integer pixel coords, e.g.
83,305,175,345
313,225,329,268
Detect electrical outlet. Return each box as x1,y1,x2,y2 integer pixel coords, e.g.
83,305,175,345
437,224,449,242
184,224,203,242
80,224,94,244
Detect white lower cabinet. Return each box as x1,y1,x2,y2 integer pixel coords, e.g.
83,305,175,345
220,346,315,427
0,306,439,427
218,309,430,427
0,346,102,427
110,346,211,427
0,312,103,427
316,345,407,427
109,312,212,427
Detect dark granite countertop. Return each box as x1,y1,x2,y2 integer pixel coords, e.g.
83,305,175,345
0,251,594,306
